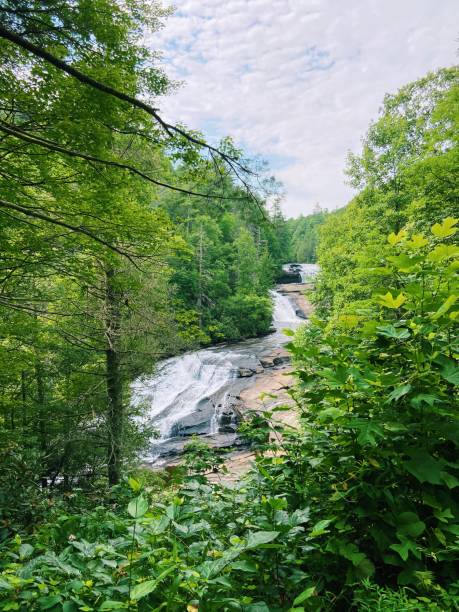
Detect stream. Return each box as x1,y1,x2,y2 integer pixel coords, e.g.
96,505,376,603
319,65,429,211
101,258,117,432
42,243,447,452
133,263,318,465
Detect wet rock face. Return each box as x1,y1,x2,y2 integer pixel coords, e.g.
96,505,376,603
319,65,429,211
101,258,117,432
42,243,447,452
169,397,215,437
238,368,254,378
277,271,301,283
215,396,243,433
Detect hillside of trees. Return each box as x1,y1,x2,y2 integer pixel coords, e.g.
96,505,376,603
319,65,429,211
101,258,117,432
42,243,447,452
0,2,458,611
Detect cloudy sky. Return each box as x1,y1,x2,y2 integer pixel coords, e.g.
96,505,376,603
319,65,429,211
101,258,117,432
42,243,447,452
153,1,458,217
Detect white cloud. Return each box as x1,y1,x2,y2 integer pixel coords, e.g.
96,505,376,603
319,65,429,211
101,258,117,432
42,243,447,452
151,0,458,216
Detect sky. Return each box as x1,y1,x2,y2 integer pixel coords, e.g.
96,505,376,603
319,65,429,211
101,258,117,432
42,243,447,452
152,0,458,217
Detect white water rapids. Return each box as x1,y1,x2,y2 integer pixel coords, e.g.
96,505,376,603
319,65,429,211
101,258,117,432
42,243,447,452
132,265,318,463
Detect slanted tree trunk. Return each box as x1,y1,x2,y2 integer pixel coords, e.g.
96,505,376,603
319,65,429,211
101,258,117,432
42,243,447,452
105,267,123,485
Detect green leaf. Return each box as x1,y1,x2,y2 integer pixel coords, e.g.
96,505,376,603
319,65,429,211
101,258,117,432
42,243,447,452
246,531,279,549
441,471,459,489
355,558,375,579
37,595,62,610
410,394,441,408
128,477,142,492
293,586,316,605
131,566,175,601
19,543,34,559
431,217,458,238
387,229,408,245
407,233,428,249
231,559,257,572
245,603,270,612
0,578,13,591
377,292,407,309
376,324,410,339
387,254,422,272
396,512,426,538
387,384,411,403
99,601,126,610
127,495,148,519
310,519,332,537
390,538,420,561
427,244,459,262
431,294,458,320
439,358,459,385
404,450,443,484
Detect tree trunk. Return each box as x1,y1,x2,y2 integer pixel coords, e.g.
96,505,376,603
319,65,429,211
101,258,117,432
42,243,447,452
105,267,123,485
197,227,203,329
35,361,47,487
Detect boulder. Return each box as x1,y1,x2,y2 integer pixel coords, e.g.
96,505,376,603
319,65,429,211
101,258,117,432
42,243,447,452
273,355,291,366
238,368,254,378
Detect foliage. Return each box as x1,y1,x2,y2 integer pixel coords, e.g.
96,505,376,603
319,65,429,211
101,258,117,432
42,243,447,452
314,67,459,320
285,207,328,263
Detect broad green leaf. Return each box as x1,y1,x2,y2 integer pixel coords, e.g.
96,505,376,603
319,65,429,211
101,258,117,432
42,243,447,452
131,566,175,601
410,394,441,408
293,586,316,605
19,543,34,559
427,244,459,262
387,229,408,245
439,359,459,385
377,292,406,309
310,519,332,537
231,560,258,572
387,254,422,272
431,294,458,320
355,558,375,579
390,538,420,561
37,595,62,610
244,603,270,612
127,495,148,519
433,507,454,523
0,579,13,591
376,324,410,339
404,450,443,484
431,217,458,238
128,477,141,492
396,512,426,538
99,602,126,610
441,471,459,489
407,233,428,249
246,531,279,549
387,384,411,403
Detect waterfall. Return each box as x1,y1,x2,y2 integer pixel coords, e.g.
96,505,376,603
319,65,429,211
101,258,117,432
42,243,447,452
132,289,304,462
298,263,319,283
271,290,298,325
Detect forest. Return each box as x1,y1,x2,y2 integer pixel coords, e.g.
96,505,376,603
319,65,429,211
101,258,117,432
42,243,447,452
0,1,458,611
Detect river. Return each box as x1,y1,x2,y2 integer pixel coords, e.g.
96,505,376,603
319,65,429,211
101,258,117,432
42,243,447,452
132,263,318,465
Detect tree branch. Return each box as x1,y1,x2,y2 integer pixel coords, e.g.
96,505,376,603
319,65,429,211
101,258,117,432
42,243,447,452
0,121,244,200
0,24,252,175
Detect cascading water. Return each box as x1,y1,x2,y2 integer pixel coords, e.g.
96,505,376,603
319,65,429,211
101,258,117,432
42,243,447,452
132,289,306,463
298,263,319,283
271,289,299,324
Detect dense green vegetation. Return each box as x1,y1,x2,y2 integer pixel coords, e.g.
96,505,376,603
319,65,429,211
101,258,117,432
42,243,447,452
0,0,286,498
285,208,328,263
0,2,458,611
